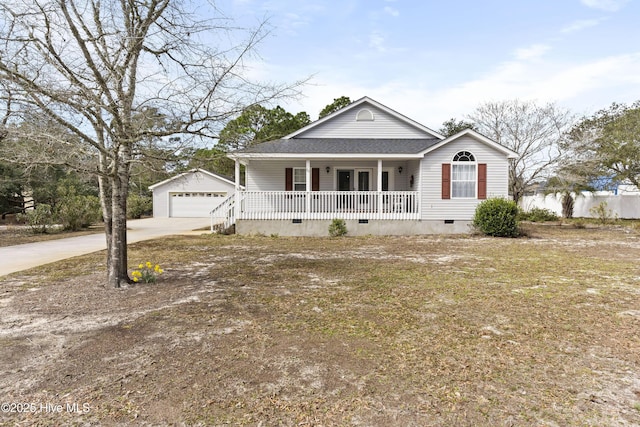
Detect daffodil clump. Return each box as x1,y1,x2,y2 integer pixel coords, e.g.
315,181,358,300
131,261,164,283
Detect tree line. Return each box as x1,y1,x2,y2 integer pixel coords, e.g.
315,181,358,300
0,97,349,220
3,90,639,229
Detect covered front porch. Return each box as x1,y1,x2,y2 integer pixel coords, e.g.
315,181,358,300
211,157,423,231
235,157,421,219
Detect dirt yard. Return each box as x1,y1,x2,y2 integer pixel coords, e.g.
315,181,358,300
1,224,640,426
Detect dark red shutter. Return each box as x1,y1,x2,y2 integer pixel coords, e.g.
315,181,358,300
442,164,451,199
312,168,320,191
285,168,293,191
478,163,487,199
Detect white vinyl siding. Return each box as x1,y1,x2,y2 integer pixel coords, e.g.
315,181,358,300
297,104,432,139
245,160,301,191
151,170,236,218
420,137,510,221
406,159,421,191
245,159,410,191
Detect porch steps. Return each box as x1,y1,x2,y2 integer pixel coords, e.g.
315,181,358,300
210,194,236,234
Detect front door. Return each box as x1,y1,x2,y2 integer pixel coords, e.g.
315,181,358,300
337,170,353,209
338,170,352,191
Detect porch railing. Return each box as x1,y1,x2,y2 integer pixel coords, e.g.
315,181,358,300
238,191,420,220
210,194,236,232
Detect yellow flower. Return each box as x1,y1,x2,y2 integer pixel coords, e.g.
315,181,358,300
133,277,139,282
154,264,160,272
138,264,144,269
146,261,152,269
158,269,164,274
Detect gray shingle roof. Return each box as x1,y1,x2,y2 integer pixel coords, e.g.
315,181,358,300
235,138,441,155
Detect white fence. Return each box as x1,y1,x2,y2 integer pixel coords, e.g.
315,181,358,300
520,192,640,219
238,191,420,220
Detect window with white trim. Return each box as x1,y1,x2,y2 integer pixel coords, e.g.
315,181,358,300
293,168,306,191
451,151,476,198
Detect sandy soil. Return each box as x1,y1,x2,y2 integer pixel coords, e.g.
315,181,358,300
1,225,640,426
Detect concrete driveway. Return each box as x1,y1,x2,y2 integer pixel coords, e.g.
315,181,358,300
0,218,211,277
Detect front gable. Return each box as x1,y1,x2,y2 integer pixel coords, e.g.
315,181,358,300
418,131,515,219
420,128,518,159
286,97,443,140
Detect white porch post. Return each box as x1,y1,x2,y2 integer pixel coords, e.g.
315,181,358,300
234,160,241,220
305,159,311,215
377,159,383,214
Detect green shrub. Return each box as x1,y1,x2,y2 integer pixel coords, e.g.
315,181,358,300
17,204,54,234
56,195,102,231
473,198,520,237
127,194,153,219
328,218,347,237
519,207,559,222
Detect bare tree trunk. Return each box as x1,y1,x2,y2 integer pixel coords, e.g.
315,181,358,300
509,168,524,204
107,177,129,287
106,146,132,288
108,174,123,287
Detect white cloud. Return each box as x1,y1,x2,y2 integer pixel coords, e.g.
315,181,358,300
280,12,311,34
426,51,640,121
369,31,387,52
561,18,602,33
279,50,640,127
513,44,551,60
580,0,629,11
383,6,399,17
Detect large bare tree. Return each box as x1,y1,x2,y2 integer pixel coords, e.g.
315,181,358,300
0,0,303,287
467,100,574,203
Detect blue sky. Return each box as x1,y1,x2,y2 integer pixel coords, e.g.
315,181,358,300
219,0,640,128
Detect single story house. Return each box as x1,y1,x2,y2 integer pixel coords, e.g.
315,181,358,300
149,168,236,218
213,97,517,235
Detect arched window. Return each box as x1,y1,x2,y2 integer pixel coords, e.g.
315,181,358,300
356,109,374,121
451,151,476,198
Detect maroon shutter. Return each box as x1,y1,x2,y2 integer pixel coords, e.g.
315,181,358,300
478,163,487,199
442,164,451,199
285,168,293,191
312,168,320,191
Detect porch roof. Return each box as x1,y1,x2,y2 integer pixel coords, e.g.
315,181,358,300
229,137,441,158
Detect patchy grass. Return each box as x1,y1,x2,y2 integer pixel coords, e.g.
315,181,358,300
1,225,640,425
0,225,102,247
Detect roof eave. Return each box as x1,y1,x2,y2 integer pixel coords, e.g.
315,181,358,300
228,152,425,160
148,168,235,190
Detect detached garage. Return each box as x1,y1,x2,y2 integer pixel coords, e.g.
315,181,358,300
149,169,236,218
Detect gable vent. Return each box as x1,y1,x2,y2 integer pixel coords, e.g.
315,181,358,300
356,109,374,121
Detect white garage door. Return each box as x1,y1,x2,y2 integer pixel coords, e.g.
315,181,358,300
169,192,228,217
